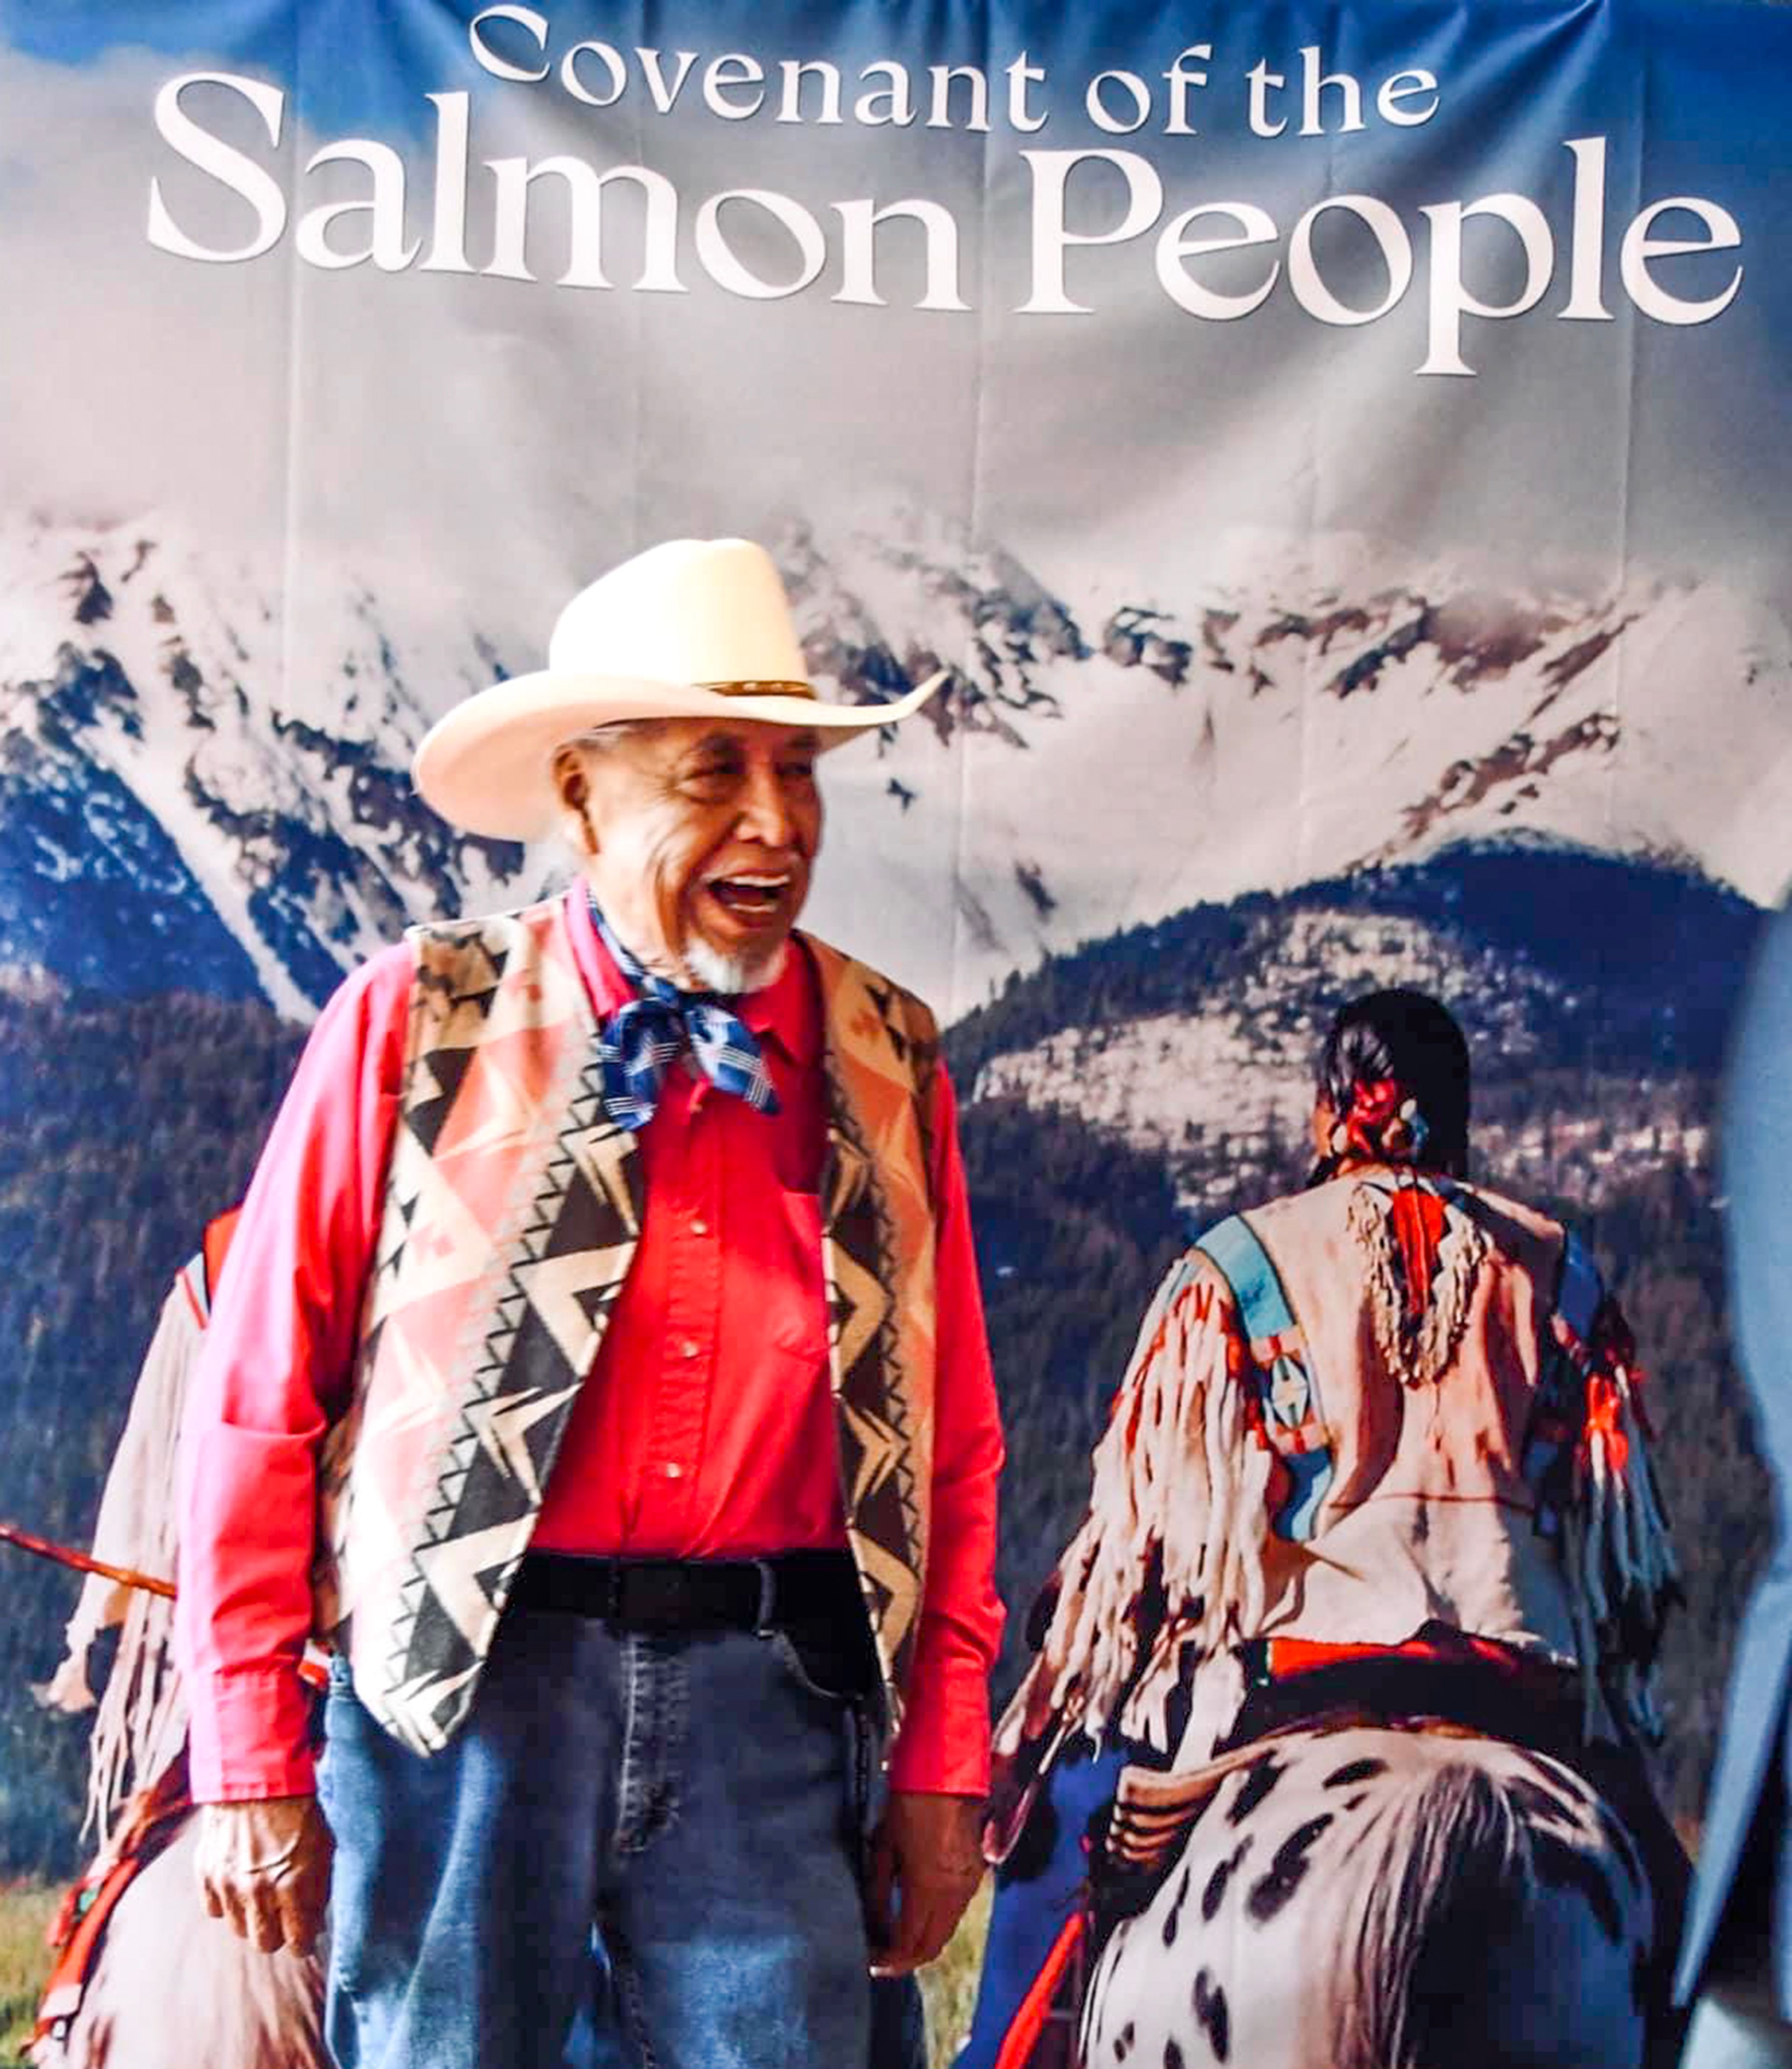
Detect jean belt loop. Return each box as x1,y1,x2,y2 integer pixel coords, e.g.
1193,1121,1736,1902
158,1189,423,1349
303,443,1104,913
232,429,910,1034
752,1557,778,1638
604,1560,623,1626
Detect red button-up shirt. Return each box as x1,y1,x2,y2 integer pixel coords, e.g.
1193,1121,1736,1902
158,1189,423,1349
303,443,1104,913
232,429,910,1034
535,906,842,1557
177,889,1004,1802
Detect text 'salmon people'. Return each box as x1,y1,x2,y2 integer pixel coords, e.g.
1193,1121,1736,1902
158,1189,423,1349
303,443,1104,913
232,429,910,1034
143,9,1746,379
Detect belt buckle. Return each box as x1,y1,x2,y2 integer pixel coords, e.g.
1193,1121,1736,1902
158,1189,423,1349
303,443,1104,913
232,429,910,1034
752,1557,777,1638
622,1561,691,1629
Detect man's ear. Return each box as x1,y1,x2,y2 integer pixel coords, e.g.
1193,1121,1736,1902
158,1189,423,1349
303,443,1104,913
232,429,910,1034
551,746,588,811
551,748,599,855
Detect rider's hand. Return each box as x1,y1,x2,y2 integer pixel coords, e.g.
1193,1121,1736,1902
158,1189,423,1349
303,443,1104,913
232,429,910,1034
194,1795,331,1956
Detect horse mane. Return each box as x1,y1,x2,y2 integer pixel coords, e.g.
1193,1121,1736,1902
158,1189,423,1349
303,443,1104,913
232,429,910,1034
58,1823,326,2069
1334,1753,1536,2069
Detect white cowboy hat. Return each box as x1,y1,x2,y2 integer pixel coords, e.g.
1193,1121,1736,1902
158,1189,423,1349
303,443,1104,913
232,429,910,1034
412,536,946,841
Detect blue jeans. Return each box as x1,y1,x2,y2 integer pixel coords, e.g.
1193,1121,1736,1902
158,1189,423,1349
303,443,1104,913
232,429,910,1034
564,1927,925,2069
318,1606,876,2069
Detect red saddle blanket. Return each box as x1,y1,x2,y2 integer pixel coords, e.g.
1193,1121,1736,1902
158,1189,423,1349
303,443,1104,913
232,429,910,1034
31,1753,193,2056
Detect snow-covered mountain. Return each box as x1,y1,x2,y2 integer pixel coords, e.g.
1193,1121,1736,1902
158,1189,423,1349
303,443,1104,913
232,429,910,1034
3,505,1788,1021
947,846,1759,1226
0,519,532,1017
967,889,1709,1224
800,510,1792,1016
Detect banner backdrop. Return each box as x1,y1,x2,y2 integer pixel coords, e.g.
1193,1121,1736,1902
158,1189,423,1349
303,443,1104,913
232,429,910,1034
2,0,1789,1886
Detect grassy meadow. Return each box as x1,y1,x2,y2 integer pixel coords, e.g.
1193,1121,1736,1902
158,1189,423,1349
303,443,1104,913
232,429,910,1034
919,1878,992,2065
0,1881,56,2057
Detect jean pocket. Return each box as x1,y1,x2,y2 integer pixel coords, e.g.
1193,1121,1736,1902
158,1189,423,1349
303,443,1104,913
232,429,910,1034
768,1627,874,1706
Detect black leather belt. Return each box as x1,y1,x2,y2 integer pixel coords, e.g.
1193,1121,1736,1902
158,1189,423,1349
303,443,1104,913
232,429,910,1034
510,1548,864,1636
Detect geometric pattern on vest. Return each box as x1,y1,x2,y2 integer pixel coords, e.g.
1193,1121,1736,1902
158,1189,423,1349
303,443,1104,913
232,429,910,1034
315,898,938,1758
315,899,639,1752
809,940,941,1732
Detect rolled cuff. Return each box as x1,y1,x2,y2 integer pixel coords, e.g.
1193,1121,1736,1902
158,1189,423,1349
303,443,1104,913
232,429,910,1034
888,1634,994,1796
185,1665,318,1802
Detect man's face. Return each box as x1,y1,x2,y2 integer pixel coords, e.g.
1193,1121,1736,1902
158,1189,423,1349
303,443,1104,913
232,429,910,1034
567,717,824,994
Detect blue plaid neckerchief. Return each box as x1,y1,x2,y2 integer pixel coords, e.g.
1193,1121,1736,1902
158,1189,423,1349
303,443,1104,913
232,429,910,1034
588,896,781,1132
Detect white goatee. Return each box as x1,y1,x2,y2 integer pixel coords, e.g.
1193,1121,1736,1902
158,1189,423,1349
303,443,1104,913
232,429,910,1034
684,936,787,998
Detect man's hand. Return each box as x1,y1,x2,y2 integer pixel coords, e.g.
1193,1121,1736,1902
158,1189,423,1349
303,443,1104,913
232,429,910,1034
866,1788,986,1976
194,1796,332,1956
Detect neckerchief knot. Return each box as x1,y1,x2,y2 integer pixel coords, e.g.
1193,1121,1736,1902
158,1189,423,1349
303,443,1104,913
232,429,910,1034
588,895,780,1131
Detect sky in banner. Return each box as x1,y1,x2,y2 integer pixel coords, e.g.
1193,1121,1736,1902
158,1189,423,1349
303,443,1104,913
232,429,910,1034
2,0,1787,611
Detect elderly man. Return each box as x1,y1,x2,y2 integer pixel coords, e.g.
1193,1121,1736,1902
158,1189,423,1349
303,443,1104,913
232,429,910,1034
174,538,1005,2069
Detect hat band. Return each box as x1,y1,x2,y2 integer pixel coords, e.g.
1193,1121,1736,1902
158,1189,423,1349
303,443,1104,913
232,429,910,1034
697,678,816,701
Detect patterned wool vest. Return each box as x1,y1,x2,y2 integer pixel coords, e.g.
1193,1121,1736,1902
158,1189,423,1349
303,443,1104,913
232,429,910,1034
313,897,940,1756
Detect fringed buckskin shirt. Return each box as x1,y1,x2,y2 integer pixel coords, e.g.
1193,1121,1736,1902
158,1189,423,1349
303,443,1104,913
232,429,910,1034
179,887,1004,1802
1000,1169,1674,1773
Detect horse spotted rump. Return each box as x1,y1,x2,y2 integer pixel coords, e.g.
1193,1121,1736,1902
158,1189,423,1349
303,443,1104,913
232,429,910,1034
1083,1724,1655,2069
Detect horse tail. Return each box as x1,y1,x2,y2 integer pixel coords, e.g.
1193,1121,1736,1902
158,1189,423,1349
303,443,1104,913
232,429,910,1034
1333,1753,1535,2069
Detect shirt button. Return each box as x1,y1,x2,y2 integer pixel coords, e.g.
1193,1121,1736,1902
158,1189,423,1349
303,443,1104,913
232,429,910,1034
691,1216,710,1237
679,1339,701,1360
660,1461,684,1480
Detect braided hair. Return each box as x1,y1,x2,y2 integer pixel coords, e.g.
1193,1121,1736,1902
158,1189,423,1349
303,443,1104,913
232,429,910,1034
1311,988,1470,1183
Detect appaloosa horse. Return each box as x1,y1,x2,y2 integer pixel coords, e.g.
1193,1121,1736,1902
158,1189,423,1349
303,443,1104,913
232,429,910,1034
1083,1720,1661,2069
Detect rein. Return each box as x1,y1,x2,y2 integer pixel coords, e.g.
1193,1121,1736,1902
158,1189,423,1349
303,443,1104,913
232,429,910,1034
0,1519,175,1599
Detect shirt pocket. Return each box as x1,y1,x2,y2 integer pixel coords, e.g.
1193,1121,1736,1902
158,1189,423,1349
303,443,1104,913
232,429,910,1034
767,1183,830,1368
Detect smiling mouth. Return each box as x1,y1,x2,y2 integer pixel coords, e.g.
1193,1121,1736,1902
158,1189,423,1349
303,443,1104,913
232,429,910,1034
704,872,794,926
